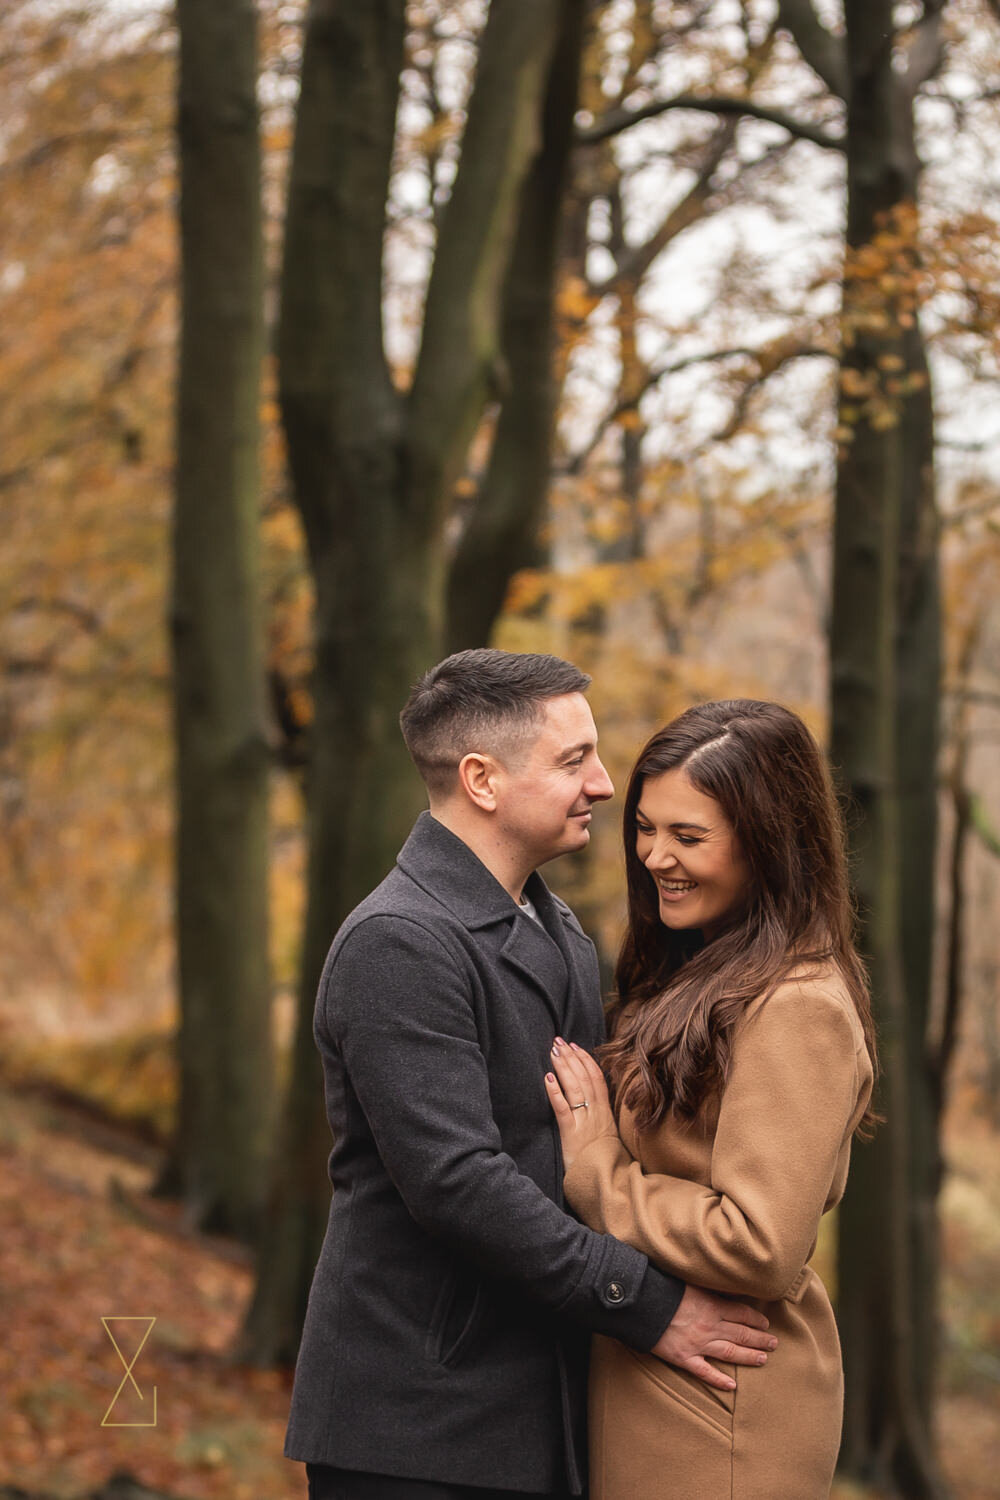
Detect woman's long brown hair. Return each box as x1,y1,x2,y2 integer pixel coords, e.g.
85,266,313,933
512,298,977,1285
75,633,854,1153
602,700,879,1135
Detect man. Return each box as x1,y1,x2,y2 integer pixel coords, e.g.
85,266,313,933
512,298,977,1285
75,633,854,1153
286,650,774,1500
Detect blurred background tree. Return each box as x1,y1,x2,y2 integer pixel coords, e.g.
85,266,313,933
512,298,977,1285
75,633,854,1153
166,0,274,1243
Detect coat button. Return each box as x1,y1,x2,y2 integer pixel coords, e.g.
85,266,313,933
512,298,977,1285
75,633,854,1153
605,1282,625,1303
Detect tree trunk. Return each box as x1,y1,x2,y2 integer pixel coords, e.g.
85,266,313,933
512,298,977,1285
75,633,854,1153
165,0,272,1241
240,0,576,1364
444,0,586,652
895,310,942,1433
830,3,946,1493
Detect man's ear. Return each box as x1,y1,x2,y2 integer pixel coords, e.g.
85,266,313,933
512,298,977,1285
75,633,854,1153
457,751,501,811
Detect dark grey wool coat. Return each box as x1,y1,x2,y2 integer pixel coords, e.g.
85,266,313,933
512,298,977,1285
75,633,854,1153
284,812,684,1494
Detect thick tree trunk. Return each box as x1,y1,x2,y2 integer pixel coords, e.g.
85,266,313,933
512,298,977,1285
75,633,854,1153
444,0,585,651
240,0,575,1364
165,0,272,1240
895,313,942,1433
830,3,946,1494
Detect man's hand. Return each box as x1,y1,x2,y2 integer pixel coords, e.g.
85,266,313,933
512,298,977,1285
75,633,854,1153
650,1284,777,1392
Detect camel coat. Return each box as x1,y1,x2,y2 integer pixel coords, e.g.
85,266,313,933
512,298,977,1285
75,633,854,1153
563,965,874,1500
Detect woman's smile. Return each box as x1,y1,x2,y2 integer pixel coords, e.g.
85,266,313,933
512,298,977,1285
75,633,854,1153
656,877,697,902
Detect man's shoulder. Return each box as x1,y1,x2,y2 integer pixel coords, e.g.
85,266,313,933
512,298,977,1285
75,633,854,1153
327,865,469,971
315,872,472,1035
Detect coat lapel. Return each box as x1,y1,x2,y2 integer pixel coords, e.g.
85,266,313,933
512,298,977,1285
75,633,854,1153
396,813,603,1036
523,874,605,1047
498,913,568,1028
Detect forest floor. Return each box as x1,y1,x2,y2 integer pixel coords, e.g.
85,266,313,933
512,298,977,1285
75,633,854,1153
0,1059,997,1500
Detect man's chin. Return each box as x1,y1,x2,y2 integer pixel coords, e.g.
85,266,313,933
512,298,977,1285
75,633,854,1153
535,824,591,867
560,820,593,851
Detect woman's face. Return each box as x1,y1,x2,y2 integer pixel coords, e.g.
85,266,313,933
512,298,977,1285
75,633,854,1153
634,767,752,940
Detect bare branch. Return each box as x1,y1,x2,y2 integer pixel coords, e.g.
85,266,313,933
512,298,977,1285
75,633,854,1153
563,346,762,475
699,344,833,449
10,597,103,633
590,119,738,297
903,0,947,95
563,343,833,474
942,494,1000,525
577,91,843,151
776,0,848,100
0,125,155,178
950,687,1000,715
408,0,565,525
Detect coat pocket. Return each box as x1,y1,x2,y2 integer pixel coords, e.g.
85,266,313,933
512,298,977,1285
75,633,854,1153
623,1345,735,1439
425,1265,484,1369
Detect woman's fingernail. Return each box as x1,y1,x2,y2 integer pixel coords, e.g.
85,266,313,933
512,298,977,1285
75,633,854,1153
546,1073,556,1083
555,1036,566,1046
551,1043,560,1055
570,1042,581,1051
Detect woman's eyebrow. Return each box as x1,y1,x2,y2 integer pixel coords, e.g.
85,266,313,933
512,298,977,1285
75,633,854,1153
635,809,711,833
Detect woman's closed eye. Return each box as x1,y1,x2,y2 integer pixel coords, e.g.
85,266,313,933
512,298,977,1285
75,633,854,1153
636,822,702,847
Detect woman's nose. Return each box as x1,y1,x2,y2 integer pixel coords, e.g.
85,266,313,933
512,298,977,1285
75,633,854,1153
645,842,678,870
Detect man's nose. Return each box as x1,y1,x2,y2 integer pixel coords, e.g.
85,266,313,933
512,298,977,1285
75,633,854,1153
587,757,614,802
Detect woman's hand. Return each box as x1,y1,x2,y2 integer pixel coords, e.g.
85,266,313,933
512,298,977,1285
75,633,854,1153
545,1038,619,1170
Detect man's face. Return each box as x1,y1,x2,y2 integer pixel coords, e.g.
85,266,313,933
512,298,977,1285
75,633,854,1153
492,694,614,868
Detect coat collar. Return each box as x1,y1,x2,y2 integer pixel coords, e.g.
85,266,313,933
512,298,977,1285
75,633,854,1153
396,810,548,931
396,812,586,1022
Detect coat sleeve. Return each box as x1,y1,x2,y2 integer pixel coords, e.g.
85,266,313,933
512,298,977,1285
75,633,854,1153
562,983,870,1301
321,914,684,1348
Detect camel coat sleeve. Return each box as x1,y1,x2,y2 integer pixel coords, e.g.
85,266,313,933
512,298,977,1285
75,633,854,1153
563,980,871,1302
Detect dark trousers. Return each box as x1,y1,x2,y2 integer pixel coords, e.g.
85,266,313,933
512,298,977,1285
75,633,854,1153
305,1463,577,1500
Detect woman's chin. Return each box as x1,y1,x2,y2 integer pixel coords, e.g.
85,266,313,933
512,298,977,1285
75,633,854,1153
658,900,697,930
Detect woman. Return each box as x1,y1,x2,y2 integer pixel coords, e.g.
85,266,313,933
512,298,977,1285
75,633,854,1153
544,700,877,1500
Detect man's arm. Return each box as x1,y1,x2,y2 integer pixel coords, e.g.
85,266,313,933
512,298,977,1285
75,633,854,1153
323,915,771,1384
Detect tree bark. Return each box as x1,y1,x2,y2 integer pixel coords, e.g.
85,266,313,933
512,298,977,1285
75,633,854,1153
829,2,947,1493
895,307,942,1435
240,0,576,1364
444,0,585,651
166,0,272,1240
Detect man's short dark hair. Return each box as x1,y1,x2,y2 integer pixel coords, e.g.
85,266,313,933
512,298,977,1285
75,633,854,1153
400,649,591,797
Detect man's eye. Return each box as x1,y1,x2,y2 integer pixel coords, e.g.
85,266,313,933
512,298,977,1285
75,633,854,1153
567,756,584,768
